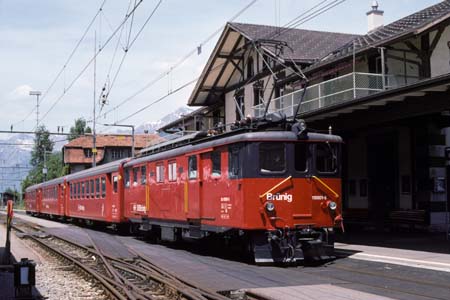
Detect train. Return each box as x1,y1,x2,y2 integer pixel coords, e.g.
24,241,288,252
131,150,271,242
25,117,343,263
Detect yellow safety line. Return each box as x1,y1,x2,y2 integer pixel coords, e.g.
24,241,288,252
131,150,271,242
259,176,292,199
311,175,340,200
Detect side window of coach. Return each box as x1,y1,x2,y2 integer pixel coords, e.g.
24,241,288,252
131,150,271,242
101,177,106,198
95,178,100,198
90,179,94,197
141,166,147,185
113,176,118,193
125,168,130,188
188,156,197,179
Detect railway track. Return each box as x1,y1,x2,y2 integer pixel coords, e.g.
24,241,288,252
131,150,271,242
12,221,258,300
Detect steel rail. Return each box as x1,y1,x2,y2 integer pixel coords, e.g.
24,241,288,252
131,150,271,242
18,224,225,300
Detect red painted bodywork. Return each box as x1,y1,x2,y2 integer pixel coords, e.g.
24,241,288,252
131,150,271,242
24,135,342,236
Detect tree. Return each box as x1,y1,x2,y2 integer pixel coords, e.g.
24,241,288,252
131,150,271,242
31,125,54,167
68,118,92,141
22,125,67,192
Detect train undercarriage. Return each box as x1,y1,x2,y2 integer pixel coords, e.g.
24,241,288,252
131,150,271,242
140,217,335,264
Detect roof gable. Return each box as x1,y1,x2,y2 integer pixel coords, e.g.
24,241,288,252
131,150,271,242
318,1,450,65
188,22,358,106
229,22,359,63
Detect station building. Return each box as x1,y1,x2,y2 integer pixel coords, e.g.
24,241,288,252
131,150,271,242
162,2,450,231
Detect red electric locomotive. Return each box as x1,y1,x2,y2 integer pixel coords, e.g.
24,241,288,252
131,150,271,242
135,118,343,263
25,117,343,263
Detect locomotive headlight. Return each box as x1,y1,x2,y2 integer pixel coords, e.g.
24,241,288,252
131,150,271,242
265,201,275,212
328,201,337,210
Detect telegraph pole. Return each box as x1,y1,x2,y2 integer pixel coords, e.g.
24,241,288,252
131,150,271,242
93,31,97,167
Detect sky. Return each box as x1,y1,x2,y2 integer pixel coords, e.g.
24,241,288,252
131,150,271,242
0,0,443,135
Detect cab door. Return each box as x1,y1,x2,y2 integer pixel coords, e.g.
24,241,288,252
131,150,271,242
187,154,202,219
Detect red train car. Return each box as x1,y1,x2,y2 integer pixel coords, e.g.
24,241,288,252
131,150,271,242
25,118,343,263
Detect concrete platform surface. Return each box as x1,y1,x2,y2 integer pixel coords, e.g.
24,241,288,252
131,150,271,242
245,284,396,300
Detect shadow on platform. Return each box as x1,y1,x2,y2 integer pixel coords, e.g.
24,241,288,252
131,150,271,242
336,230,450,254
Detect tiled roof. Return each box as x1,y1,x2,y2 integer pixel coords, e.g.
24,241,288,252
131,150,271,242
64,134,159,149
320,1,450,64
229,22,359,63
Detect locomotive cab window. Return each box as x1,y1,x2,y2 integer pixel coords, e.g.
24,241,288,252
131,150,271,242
316,143,338,173
211,151,221,177
295,143,309,172
188,156,197,179
259,143,285,173
228,144,242,178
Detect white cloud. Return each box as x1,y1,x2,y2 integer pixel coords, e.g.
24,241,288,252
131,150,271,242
8,85,33,100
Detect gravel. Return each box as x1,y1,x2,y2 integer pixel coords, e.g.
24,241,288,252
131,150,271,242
23,239,111,300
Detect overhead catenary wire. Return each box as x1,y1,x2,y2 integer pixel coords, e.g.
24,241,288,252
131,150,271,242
100,0,163,113
93,0,259,123
12,0,108,127
111,0,347,125
37,0,145,130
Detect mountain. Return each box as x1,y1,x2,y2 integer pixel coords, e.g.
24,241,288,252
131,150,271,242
0,134,33,193
135,106,194,134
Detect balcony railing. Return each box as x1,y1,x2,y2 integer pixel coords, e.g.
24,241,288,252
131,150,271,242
252,72,420,118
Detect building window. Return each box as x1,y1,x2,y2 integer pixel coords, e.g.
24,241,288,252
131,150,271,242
188,156,197,179
211,151,221,177
156,164,164,183
253,85,264,106
246,56,254,79
348,180,356,196
84,148,93,158
140,166,146,185
259,143,285,173
168,161,177,181
111,148,130,160
235,93,245,121
77,182,80,199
